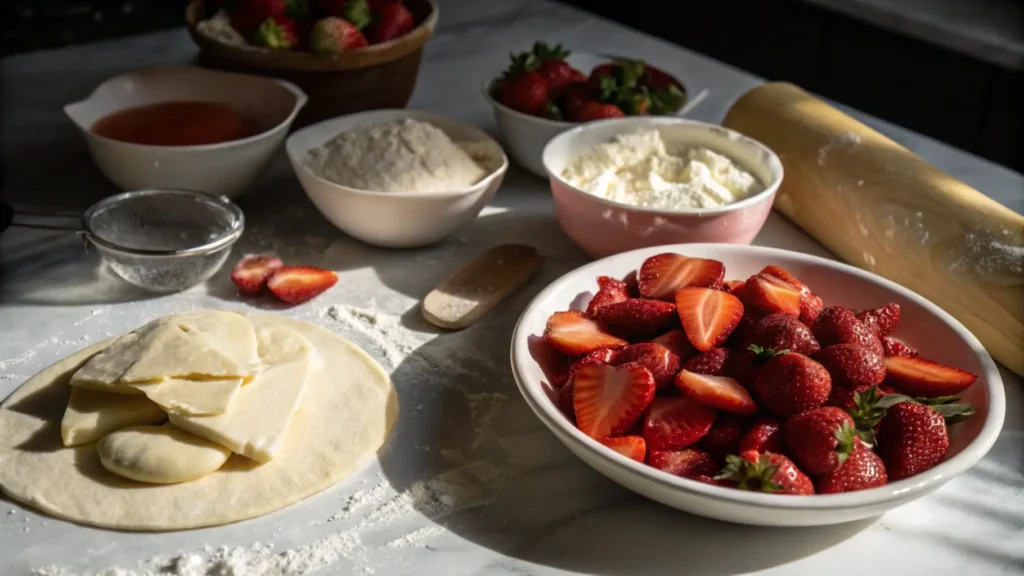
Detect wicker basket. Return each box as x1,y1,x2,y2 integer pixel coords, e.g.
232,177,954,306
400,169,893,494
185,0,438,127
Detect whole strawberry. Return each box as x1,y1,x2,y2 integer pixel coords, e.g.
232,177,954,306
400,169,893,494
812,306,884,357
366,1,415,43
586,275,630,317
571,101,625,122
716,451,814,495
882,336,919,358
876,401,949,480
700,415,749,464
254,15,300,49
783,406,858,475
856,303,900,337
498,53,550,116
320,0,370,27
738,417,783,454
754,352,832,419
309,16,368,51
743,313,821,356
682,347,732,376
530,42,586,97
560,82,594,118
231,0,291,33
815,343,886,388
612,343,681,391
592,298,677,340
817,442,888,494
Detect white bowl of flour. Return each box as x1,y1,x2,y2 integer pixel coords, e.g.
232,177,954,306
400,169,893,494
286,110,508,248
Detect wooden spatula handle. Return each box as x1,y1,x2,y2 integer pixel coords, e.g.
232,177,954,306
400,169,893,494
723,82,1024,376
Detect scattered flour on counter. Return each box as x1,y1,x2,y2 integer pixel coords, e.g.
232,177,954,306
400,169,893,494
320,304,421,367
817,132,862,166
385,526,445,549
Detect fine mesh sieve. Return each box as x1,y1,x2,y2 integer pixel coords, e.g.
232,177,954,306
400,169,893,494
4,189,244,293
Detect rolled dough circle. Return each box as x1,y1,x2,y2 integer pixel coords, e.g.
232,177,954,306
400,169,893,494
0,314,398,531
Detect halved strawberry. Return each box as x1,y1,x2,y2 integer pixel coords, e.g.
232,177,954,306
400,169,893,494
882,336,919,358
647,447,718,478
544,311,628,355
586,276,630,317
593,298,677,340
558,380,576,420
574,362,655,439
883,356,978,398
231,254,284,295
612,343,681,391
638,253,725,301
650,329,697,360
723,280,746,294
266,266,337,304
643,397,717,450
600,435,647,462
674,287,744,352
675,370,757,415
744,274,802,317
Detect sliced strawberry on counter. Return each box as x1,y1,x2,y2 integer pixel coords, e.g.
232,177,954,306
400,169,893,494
742,313,821,356
650,329,697,361
754,352,832,419
566,348,618,385
599,435,647,462
882,336,919,358
743,273,802,318
883,356,978,398
586,276,630,317
231,254,284,295
717,451,814,495
612,343,681,391
681,347,732,377
543,311,628,356
675,287,744,352
647,447,719,478
815,343,886,388
643,397,717,450
675,370,757,415
593,298,677,340
856,303,901,337
573,362,655,439
876,401,949,481
816,442,888,494
812,306,884,356
699,415,750,464
782,406,858,475
266,266,338,304
738,418,783,455
638,253,726,301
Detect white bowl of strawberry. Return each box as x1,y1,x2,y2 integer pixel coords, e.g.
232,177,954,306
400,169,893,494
482,43,689,177
510,244,1005,526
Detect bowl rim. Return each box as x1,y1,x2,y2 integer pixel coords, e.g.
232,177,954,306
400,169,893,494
510,243,1006,511
63,65,308,153
284,109,510,199
540,117,784,217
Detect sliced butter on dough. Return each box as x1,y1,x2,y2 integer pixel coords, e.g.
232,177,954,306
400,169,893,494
253,318,315,367
70,311,259,393
131,377,244,416
61,388,167,447
169,359,311,463
97,425,232,484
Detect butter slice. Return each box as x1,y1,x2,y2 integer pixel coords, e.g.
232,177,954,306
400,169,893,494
70,311,260,394
169,360,310,463
61,387,167,447
131,377,244,416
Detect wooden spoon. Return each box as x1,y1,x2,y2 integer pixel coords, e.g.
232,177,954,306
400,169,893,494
423,244,542,330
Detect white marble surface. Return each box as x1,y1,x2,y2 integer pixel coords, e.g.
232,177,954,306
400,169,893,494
1,1,1023,575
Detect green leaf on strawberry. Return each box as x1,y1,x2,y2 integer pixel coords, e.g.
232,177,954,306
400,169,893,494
544,100,563,120
532,41,571,62
650,84,687,115
343,0,371,29
716,453,781,493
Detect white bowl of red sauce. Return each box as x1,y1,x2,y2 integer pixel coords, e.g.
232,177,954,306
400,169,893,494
65,65,307,199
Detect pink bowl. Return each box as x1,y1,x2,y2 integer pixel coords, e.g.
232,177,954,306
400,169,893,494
542,118,783,258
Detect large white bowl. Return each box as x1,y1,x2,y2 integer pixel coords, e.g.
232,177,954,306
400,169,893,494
64,65,306,199
483,53,701,177
510,244,1005,526
286,109,508,248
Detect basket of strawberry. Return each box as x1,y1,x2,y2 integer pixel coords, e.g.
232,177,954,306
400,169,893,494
536,253,986,500
483,42,691,176
185,0,438,126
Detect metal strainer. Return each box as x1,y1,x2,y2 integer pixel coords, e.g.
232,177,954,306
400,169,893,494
3,189,244,293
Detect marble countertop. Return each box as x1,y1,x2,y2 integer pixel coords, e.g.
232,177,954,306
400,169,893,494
1,1,1022,575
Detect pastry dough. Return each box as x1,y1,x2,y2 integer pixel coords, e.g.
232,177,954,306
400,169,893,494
70,311,259,393
61,387,166,447
0,314,397,531
98,425,231,484
132,377,243,416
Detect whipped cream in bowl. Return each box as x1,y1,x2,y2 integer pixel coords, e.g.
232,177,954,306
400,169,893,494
542,117,782,256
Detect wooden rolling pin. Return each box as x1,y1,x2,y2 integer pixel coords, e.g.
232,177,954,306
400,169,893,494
723,82,1024,376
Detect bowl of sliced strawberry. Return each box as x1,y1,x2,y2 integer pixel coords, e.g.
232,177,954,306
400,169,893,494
510,244,1005,526
482,42,691,177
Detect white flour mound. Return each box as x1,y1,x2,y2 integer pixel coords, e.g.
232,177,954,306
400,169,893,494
304,118,488,193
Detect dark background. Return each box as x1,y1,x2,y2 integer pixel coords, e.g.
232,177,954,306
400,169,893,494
2,0,1021,173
